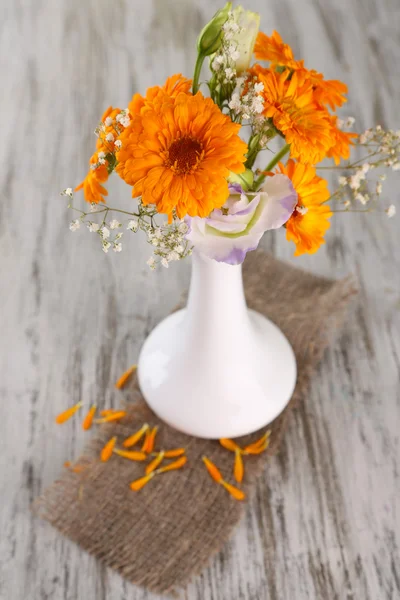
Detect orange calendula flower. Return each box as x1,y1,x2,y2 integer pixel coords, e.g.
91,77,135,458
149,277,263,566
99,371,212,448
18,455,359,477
128,73,192,116
100,436,117,462
130,472,155,491
254,30,347,110
145,451,165,475
82,404,97,431
55,401,83,424
234,448,244,483
278,160,332,256
94,410,126,424
326,116,357,165
113,449,147,461
116,87,247,219
254,67,334,164
123,423,149,448
254,30,303,70
115,364,137,389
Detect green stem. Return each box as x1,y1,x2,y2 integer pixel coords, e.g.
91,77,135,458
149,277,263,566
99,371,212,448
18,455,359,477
192,53,205,94
253,143,290,190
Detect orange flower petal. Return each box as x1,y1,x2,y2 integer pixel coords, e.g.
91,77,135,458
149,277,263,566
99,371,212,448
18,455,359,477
243,430,271,453
157,456,187,473
82,404,97,431
221,480,245,501
115,364,137,389
141,429,151,453
143,426,158,454
113,449,147,461
130,472,155,491
123,424,149,448
55,401,83,424
100,409,115,416
243,440,269,455
219,438,240,452
162,448,186,458
145,451,165,475
202,456,223,483
64,461,71,468
100,436,117,462
234,448,244,483
94,411,126,424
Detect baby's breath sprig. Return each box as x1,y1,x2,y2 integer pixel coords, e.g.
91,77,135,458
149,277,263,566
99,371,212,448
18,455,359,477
318,125,400,217
61,190,193,264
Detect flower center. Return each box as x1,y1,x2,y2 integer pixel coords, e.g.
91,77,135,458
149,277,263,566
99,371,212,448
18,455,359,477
166,136,204,174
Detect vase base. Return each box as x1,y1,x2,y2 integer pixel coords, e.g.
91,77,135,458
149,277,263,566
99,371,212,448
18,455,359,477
138,308,297,439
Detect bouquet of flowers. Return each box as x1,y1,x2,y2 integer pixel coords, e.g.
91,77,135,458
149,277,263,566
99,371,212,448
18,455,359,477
63,2,398,268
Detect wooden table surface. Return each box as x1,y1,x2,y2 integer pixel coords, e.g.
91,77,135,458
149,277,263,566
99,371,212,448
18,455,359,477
1,0,399,598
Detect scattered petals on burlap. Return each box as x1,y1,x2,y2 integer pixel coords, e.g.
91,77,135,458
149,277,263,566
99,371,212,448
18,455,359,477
100,437,117,462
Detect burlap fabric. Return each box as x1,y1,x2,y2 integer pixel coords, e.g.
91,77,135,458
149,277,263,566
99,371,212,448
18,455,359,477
34,251,357,595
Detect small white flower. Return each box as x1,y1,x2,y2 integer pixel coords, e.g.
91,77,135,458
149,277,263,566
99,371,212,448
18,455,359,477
113,243,122,252
168,251,179,261
127,219,139,232
114,139,122,149
178,222,189,234
89,203,97,212
356,193,367,205
101,227,110,239
98,151,106,159
228,93,242,112
386,204,396,218
344,200,351,208
338,176,347,186
105,133,114,143
151,238,159,246
102,241,111,253
345,116,355,128
174,244,184,253
109,219,121,230
69,220,80,232
392,162,400,171
147,256,156,269
224,67,235,81
154,228,163,239
88,222,100,233
161,258,169,268
376,182,382,195
64,187,73,197
104,117,113,127
251,95,264,114
254,82,264,93
361,163,370,174
119,116,130,128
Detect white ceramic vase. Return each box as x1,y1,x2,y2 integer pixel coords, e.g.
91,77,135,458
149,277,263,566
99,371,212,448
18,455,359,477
138,250,297,439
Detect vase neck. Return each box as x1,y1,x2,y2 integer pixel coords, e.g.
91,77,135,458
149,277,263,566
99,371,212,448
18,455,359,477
186,251,248,325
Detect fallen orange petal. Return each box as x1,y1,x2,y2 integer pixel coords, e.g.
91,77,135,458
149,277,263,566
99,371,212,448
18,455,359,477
123,423,149,448
243,430,271,453
202,456,223,483
113,449,147,461
55,401,83,424
162,448,186,458
146,451,165,475
243,439,269,455
234,448,244,483
130,472,155,491
157,456,187,473
100,409,115,417
141,429,151,453
146,426,158,453
221,480,245,501
115,364,137,389
94,411,126,424
100,436,117,462
64,461,71,468
219,438,240,452
82,404,97,430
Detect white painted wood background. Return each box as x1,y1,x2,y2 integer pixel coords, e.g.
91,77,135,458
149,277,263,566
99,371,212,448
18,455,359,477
0,0,399,598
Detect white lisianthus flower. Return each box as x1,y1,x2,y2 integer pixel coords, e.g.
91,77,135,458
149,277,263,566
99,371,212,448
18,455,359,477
230,6,260,74
185,175,297,265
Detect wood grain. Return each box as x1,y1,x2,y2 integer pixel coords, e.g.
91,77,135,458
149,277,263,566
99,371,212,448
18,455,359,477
0,0,399,598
